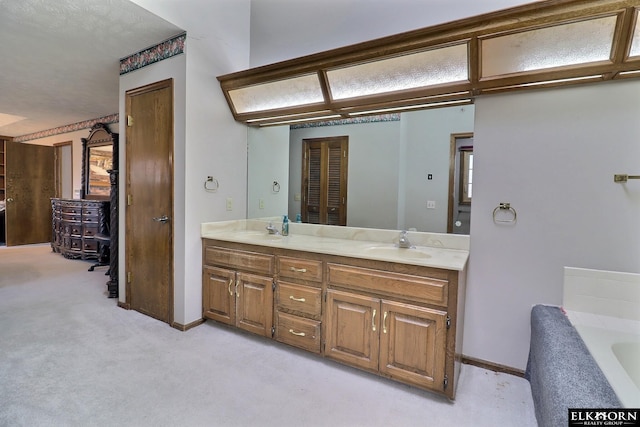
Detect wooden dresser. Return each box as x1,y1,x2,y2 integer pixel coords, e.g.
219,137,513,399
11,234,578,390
51,198,109,260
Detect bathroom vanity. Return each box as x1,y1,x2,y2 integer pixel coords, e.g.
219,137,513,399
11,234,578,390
201,219,469,399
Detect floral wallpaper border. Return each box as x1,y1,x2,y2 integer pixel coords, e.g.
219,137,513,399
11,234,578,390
120,32,186,75
12,114,119,143
290,113,400,129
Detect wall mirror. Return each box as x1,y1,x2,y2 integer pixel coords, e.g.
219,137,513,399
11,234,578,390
247,105,474,235
81,123,118,200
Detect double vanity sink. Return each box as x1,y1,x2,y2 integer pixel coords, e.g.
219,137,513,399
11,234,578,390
200,218,469,399
201,219,469,271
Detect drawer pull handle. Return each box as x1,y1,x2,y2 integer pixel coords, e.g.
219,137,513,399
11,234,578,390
383,311,388,334
372,309,377,332
289,295,306,302
289,267,307,273
227,278,233,296
288,329,306,337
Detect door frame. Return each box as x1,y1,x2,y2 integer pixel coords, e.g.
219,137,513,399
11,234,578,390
447,132,473,233
53,141,73,199
123,78,174,324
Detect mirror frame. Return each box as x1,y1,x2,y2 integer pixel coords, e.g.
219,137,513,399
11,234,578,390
81,123,118,200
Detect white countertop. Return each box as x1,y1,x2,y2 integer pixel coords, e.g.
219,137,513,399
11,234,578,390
201,219,469,271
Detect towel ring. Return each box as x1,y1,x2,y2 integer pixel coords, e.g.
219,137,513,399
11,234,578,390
492,202,517,224
204,176,219,192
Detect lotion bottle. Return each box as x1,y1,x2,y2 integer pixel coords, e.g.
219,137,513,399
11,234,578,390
282,215,289,236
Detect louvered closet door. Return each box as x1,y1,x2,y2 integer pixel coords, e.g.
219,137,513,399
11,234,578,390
302,137,348,226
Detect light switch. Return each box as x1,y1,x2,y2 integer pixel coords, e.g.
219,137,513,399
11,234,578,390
427,200,436,209
294,193,301,201
226,198,233,211
259,199,264,209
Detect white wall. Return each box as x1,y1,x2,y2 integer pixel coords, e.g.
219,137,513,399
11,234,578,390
247,126,289,219
465,80,640,370
402,106,475,232
249,0,537,68
127,0,251,325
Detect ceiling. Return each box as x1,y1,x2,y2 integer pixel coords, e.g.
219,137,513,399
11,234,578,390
0,0,183,138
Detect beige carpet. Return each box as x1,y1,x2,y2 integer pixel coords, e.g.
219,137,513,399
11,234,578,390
0,244,537,427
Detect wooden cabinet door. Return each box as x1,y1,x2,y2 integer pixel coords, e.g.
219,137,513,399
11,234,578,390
325,289,379,372
5,140,54,246
379,300,447,391
236,272,273,338
202,266,236,326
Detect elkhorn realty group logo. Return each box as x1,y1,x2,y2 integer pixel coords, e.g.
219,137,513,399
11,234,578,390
569,409,640,426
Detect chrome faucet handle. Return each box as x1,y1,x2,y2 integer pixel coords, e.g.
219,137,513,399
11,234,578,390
397,230,413,248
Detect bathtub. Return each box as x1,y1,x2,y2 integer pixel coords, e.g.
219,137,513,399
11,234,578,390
566,311,640,407
563,266,640,408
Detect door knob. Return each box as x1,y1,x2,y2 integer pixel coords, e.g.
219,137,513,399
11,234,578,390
152,215,170,223
6,198,14,202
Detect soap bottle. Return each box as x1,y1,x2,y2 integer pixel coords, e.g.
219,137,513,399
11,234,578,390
295,213,302,223
282,215,289,236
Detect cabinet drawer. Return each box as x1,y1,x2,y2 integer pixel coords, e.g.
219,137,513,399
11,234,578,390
205,246,273,275
275,311,321,354
276,281,322,317
65,223,82,236
83,225,99,238
82,239,98,252
82,215,100,224
69,237,83,251
61,204,82,215
277,256,323,282
327,263,448,307
62,214,82,222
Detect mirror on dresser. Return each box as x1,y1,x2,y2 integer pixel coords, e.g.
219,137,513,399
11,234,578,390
247,104,474,234
51,123,119,298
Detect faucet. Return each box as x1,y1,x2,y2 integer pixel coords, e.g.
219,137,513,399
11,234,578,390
397,230,414,249
266,222,280,235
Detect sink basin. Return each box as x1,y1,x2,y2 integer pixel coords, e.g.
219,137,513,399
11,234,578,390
363,246,431,260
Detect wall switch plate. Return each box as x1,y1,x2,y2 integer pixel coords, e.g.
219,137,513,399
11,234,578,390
427,200,436,209
259,199,264,209
226,198,233,211
294,193,301,201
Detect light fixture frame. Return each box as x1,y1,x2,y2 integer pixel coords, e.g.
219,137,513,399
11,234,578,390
217,0,640,127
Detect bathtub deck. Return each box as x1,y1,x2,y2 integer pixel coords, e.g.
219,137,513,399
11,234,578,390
566,310,640,407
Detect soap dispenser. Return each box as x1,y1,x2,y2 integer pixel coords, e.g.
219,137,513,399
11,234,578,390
282,215,289,236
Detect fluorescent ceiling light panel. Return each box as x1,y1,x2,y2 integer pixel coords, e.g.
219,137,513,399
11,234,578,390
482,15,617,76
630,10,640,57
229,74,324,114
327,43,469,100
0,112,27,127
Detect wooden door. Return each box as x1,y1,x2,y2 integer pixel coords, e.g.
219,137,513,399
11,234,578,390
4,141,54,246
236,272,273,338
325,289,379,372
125,79,173,323
203,266,236,325
302,137,348,225
379,300,447,391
